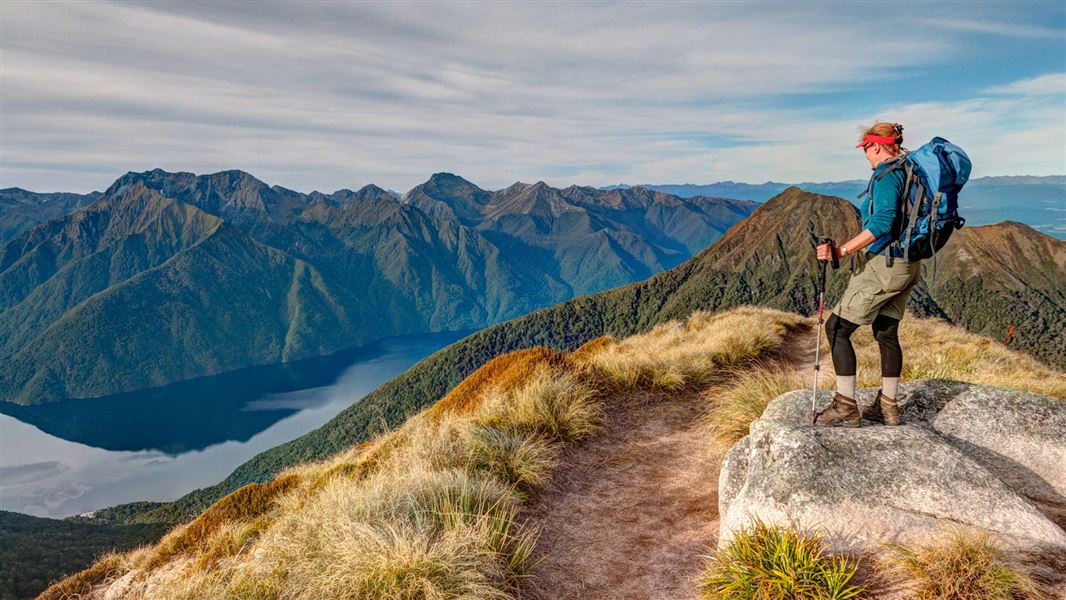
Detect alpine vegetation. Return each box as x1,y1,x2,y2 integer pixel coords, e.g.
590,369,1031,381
697,517,863,600
41,307,806,599
882,529,1043,600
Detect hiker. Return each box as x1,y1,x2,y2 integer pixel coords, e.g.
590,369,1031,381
813,122,917,428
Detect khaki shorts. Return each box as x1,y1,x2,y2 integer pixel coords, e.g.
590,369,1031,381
831,253,922,325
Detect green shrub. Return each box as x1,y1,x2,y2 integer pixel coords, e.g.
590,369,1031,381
699,518,863,600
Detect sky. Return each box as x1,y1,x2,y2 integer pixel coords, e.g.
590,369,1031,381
2,1,1064,194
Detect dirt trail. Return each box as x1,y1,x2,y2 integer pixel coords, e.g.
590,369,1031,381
519,327,818,600
518,387,721,599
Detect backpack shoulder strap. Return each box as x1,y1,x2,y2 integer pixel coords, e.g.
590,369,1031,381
857,173,875,201
873,154,907,181
860,153,907,203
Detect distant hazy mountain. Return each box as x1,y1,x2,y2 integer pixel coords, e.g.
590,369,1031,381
95,186,1065,528
604,175,1066,239
0,170,754,403
0,187,102,244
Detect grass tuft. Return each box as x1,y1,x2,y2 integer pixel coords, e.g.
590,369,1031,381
581,306,807,392
428,347,569,419
882,529,1043,600
464,424,560,490
698,518,863,600
144,474,300,570
703,366,807,456
478,366,603,442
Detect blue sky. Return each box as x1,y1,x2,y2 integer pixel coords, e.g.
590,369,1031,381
1,1,1063,193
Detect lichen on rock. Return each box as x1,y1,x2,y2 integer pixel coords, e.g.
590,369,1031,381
718,379,1066,553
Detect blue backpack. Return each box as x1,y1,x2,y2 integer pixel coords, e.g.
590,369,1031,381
859,137,972,264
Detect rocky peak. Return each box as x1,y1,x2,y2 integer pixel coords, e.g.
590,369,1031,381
401,173,491,224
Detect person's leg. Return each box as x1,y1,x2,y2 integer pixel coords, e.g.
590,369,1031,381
816,312,863,427
828,256,884,404
871,259,920,408
825,312,859,399
819,257,891,427
872,314,902,399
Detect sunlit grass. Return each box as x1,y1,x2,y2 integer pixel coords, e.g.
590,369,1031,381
576,306,807,392
45,306,1056,599
703,366,808,456
698,518,863,600
882,529,1043,600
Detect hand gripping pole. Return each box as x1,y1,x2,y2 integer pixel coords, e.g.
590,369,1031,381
807,220,838,423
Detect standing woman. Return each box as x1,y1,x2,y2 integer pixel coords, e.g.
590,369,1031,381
814,122,921,427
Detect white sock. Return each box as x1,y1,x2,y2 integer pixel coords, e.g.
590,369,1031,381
836,375,856,400
882,377,899,400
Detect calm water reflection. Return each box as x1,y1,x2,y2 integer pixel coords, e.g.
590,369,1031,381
0,331,468,518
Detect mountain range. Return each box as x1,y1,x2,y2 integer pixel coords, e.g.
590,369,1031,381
88,186,1066,528
0,188,101,245
7,184,1063,599
0,170,754,403
605,175,1066,240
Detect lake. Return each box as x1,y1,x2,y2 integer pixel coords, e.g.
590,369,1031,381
0,330,470,518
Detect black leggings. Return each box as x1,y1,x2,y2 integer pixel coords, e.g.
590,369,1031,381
825,313,902,377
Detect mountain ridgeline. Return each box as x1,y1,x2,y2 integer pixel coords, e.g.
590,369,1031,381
94,186,1066,527
0,170,754,404
0,187,101,245
615,175,1066,240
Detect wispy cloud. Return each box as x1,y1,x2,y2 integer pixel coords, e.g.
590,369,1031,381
1,1,1063,193
917,17,1063,39
983,72,1066,96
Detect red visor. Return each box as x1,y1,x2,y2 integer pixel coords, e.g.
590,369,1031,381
855,134,899,147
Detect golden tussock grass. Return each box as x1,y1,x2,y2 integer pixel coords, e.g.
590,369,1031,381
475,366,604,442
428,347,569,419
881,529,1043,600
579,306,808,392
48,305,959,599
142,473,300,571
37,552,127,600
702,366,809,457
852,315,1066,399
567,334,616,363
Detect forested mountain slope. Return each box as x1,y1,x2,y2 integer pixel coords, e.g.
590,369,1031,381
0,170,754,403
95,186,1065,527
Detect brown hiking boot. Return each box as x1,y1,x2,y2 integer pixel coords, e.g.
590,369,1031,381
864,389,901,426
814,392,861,428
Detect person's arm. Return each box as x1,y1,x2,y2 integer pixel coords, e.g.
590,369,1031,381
816,168,903,261
816,229,876,261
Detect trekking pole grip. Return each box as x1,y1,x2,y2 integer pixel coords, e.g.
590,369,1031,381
820,237,840,270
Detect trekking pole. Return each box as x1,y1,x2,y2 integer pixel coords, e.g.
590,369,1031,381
808,220,839,425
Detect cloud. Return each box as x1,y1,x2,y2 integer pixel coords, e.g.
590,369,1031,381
916,17,1063,39
1,1,1063,193
983,72,1066,96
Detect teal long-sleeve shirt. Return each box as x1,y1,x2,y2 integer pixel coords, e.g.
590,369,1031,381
863,160,906,240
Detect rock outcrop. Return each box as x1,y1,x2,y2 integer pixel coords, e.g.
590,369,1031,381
719,379,1066,552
